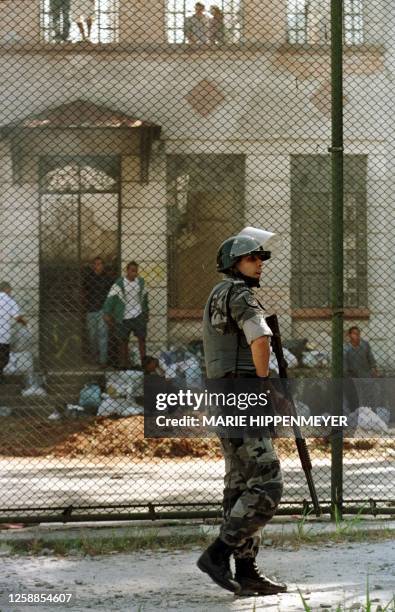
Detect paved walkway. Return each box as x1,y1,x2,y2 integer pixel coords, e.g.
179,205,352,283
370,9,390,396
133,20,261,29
0,537,394,611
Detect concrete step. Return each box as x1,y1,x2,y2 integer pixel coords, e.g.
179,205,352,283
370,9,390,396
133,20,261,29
4,370,107,385
0,394,79,407
6,404,99,418
45,370,107,383
0,384,24,395
0,383,95,398
4,405,61,418
1,370,111,415
2,375,25,384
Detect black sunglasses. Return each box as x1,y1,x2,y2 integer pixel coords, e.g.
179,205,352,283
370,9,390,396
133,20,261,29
245,251,271,262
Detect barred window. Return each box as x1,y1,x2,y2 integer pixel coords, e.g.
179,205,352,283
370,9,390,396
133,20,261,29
287,0,364,45
166,0,242,45
291,155,368,310
40,0,119,44
344,0,364,45
287,0,308,44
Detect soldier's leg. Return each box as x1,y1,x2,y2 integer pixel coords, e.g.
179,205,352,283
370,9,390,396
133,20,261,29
219,436,283,550
220,437,246,521
197,436,284,594
220,438,262,561
219,436,287,595
196,437,245,593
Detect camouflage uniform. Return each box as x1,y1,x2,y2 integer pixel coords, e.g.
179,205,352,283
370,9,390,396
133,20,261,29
203,276,283,559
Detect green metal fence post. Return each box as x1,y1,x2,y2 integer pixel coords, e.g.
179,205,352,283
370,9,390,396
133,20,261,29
330,0,344,520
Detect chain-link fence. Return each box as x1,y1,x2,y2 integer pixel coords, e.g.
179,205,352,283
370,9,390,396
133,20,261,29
0,0,394,523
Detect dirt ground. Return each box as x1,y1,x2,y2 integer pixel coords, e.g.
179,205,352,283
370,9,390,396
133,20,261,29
0,539,393,611
0,415,390,459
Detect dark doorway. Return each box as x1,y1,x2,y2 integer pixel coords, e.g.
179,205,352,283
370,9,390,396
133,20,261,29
39,156,120,370
167,154,245,312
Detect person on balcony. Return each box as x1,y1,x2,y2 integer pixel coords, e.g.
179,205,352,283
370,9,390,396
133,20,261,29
71,0,96,41
209,6,225,45
50,0,71,42
184,3,210,44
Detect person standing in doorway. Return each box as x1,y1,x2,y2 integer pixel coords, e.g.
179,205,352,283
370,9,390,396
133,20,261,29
82,257,112,368
0,282,27,382
103,262,149,369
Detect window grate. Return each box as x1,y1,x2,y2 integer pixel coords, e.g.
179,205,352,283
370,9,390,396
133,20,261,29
287,0,364,45
40,0,119,44
166,0,242,44
287,0,309,44
344,0,364,45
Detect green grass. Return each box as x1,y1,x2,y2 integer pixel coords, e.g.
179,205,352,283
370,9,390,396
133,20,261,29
292,505,389,547
297,582,395,612
332,504,368,537
3,522,394,557
8,528,211,556
295,507,316,542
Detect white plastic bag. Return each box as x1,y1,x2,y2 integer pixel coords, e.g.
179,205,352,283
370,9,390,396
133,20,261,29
355,406,388,433
269,348,298,374
302,350,329,368
177,356,202,387
105,370,143,398
97,394,143,416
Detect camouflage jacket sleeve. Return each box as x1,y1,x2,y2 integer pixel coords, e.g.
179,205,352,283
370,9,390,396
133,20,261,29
228,286,273,345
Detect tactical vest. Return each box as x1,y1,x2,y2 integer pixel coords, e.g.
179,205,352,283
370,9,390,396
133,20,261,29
203,277,255,379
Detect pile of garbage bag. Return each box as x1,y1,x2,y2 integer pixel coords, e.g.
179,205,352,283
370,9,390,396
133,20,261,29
158,346,202,387
282,336,330,369
97,370,144,417
348,406,389,434
105,370,143,399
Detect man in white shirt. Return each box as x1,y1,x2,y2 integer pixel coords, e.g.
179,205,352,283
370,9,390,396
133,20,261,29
103,262,149,369
0,282,27,381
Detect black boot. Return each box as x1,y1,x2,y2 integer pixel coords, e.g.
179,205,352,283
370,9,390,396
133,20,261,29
235,557,287,596
197,537,241,593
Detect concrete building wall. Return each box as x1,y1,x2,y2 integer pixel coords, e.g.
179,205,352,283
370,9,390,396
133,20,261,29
0,139,40,357
121,147,168,354
0,0,393,366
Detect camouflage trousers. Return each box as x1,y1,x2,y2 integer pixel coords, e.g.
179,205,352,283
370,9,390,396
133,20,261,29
219,436,283,559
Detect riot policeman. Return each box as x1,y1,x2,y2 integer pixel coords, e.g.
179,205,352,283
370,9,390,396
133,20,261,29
197,228,287,596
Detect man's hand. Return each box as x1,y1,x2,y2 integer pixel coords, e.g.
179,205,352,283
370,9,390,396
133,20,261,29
16,316,27,326
103,314,113,326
